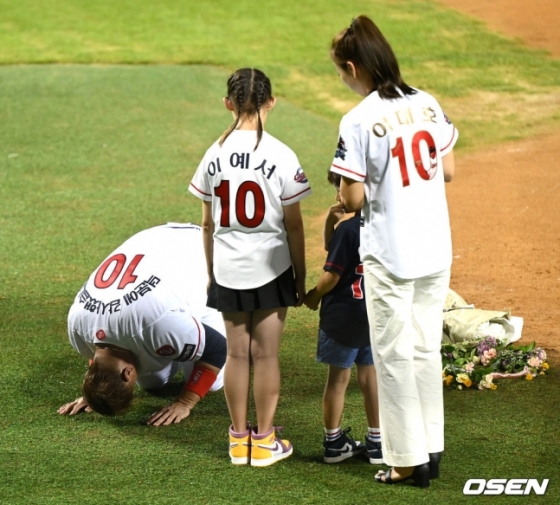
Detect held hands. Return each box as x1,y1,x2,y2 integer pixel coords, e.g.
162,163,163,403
294,277,306,307
58,396,92,416
147,401,193,426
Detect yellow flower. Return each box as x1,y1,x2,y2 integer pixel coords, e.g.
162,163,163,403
542,362,549,370
525,373,534,381
456,373,472,388
444,375,454,386
490,383,498,390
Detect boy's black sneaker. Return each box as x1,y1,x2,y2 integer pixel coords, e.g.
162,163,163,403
365,437,384,464
323,427,365,464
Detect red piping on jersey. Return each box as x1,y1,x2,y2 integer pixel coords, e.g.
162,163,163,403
190,182,212,197
324,261,344,273
331,164,366,180
441,127,457,152
191,317,202,360
281,186,311,201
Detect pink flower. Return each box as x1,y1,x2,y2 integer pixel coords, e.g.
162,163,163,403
481,348,497,365
528,356,541,368
464,362,475,373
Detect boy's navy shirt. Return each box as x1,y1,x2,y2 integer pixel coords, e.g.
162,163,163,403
320,214,369,348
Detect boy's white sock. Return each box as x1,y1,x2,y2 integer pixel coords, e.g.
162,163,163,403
367,427,381,443
324,427,342,442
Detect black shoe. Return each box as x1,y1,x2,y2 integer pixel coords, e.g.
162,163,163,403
375,463,430,488
365,437,383,464
429,452,442,479
323,427,365,464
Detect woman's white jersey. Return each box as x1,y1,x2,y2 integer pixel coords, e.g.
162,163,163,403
330,89,458,279
189,130,311,289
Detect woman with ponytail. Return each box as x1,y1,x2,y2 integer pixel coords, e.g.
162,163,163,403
329,16,459,487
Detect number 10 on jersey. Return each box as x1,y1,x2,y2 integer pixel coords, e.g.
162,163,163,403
392,130,437,187
214,180,266,229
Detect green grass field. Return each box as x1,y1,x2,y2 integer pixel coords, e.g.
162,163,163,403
1,1,559,504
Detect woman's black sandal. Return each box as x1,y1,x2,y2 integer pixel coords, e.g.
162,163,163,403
375,463,430,488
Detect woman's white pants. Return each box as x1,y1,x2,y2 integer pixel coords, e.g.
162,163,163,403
363,258,449,467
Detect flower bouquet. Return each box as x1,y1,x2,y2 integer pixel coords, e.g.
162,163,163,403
441,336,549,390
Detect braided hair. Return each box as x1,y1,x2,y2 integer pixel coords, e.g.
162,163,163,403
219,68,273,150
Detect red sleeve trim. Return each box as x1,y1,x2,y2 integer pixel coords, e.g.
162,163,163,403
331,164,366,180
190,182,212,197
441,127,457,152
281,186,311,202
324,261,345,274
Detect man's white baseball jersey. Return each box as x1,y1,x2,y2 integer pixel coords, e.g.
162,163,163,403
189,130,311,289
67,223,225,377
330,89,458,279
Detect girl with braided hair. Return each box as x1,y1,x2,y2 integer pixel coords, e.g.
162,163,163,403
190,68,311,466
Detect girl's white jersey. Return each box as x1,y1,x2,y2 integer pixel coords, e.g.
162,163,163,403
67,223,224,374
189,130,311,289
330,89,458,279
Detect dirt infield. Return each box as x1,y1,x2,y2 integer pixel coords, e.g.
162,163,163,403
439,0,560,57
438,0,560,355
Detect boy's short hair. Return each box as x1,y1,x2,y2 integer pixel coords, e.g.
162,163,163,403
327,171,341,188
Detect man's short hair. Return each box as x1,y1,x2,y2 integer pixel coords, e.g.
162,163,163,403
82,359,134,416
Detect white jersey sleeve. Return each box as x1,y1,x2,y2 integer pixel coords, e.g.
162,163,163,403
141,308,206,363
330,115,369,182
437,109,458,156
278,150,311,206
189,142,219,202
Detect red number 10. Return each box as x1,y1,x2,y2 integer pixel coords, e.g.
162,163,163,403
94,254,144,289
391,130,436,187
214,180,266,228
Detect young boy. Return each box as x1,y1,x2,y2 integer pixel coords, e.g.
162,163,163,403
304,172,382,464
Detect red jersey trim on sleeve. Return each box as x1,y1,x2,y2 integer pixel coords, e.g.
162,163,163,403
441,127,458,152
324,262,345,274
331,164,367,180
190,182,212,197
281,186,311,202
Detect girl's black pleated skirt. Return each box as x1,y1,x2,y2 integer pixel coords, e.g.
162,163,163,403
207,266,297,312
